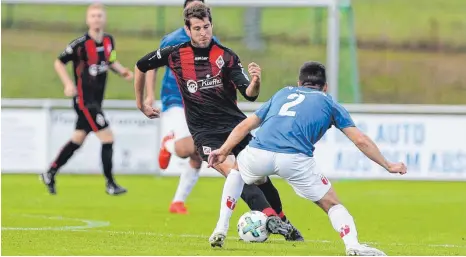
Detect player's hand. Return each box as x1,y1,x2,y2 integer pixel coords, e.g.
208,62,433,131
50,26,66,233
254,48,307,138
139,104,160,119
64,84,77,97
207,149,229,168
248,62,261,82
122,69,134,81
144,97,154,107
386,162,407,175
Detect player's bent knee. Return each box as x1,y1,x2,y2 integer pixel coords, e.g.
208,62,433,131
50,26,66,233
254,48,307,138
315,187,341,213
213,155,236,177
95,128,114,144
189,156,202,170
174,137,195,158
71,130,88,145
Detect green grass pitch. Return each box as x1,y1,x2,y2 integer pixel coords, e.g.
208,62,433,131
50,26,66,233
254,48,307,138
2,175,465,255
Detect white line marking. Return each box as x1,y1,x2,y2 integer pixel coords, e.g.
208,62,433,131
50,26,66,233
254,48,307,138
1,214,110,231
3,215,464,250
79,229,466,249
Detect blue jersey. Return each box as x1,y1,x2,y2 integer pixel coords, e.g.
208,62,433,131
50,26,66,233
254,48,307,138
159,28,220,111
249,86,355,157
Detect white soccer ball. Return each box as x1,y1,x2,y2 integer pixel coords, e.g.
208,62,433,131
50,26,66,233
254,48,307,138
237,211,269,242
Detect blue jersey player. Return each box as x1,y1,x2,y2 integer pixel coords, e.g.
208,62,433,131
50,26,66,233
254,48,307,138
144,0,221,214
208,61,407,255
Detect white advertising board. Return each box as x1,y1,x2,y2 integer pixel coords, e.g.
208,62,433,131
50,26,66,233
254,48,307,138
2,103,465,180
48,109,160,174
312,114,466,180
1,109,48,172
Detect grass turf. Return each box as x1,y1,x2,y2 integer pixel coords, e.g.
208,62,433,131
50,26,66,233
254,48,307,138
1,0,466,104
2,174,466,255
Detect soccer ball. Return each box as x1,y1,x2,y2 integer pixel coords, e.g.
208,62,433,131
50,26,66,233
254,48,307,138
237,211,269,242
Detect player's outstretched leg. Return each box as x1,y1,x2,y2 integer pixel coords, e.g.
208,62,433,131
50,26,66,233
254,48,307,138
257,177,304,241
210,169,244,247
317,188,386,256
210,159,295,246
40,130,87,194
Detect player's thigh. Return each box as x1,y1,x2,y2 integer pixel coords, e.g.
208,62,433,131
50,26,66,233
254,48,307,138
212,155,237,177
237,146,276,185
276,153,331,202
95,127,114,144
87,108,112,143
175,136,196,158
161,106,191,140
76,107,109,135
71,129,89,145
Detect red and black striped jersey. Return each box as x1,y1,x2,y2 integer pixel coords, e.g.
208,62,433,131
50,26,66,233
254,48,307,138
58,33,115,108
137,40,256,138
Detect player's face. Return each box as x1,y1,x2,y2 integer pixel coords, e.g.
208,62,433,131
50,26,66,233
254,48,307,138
86,8,106,31
185,17,213,48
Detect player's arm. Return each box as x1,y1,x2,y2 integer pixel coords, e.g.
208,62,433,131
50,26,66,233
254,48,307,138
208,114,262,167
144,36,171,106
228,53,260,102
208,98,272,167
334,103,407,175
55,42,78,97
111,60,133,81
134,46,174,117
106,36,133,81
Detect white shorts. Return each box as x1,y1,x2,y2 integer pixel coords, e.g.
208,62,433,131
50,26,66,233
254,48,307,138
161,106,191,140
237,146,331,202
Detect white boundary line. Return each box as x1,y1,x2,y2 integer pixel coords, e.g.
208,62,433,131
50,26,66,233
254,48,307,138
2,215,465,250
1,214,110,231
80,229,466,249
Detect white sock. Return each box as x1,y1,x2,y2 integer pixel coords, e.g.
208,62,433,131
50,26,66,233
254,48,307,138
214,169,244,233
328,204,360,248
164,139,176,154
172,165,200,203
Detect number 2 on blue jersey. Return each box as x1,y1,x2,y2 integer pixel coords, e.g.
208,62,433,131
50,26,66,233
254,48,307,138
278,93,305,117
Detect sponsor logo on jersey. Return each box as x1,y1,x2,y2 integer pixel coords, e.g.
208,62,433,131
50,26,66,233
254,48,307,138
202,146,212,155
187,80,198,93
65,45,73,54
185,74,223,93
195,56,209,61
216,55,225,69
88,61,109,76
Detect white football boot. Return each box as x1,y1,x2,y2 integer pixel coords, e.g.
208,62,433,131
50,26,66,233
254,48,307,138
346,244,387,256
209,231,226,248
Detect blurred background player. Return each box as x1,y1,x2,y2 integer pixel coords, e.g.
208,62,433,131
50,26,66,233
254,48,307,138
208,61,408,254
135,2,303,244
40,3,133,195
144,0,220,215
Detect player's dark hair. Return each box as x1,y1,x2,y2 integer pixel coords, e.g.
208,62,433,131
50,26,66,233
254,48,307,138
184,2,212,28
298,61,327,90
183,0,204,8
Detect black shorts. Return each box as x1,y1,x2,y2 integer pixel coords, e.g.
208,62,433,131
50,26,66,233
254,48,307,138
195,132,253,162
73,104,109,133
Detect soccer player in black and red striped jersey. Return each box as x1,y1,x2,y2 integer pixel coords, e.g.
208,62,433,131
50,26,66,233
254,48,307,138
134,2,303,246
40,3,133,195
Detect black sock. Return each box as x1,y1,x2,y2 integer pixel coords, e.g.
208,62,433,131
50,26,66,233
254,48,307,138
258,177,286,220
101,143,115,184
240,184,276,216
49,141,81,175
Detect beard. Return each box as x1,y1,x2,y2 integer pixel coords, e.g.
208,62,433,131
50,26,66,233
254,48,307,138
191,38,211,48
